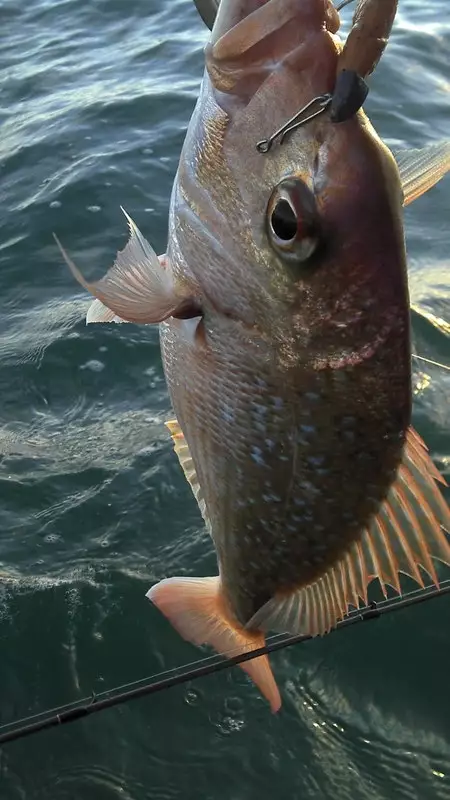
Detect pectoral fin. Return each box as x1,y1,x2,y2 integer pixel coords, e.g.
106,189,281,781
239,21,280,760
54,209,199,324
395,141,450,206
85,254,169,324
86,299,128,324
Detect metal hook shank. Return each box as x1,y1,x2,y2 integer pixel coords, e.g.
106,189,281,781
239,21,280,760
256,94,332,153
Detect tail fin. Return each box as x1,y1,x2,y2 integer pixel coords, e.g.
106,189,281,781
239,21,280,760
147,576,281,713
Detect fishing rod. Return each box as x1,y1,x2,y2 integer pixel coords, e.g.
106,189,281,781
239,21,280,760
0,578,449,747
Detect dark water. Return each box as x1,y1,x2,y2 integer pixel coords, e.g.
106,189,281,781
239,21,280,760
1,1,450,797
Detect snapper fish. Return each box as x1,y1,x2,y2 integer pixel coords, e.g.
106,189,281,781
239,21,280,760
55,0,450,712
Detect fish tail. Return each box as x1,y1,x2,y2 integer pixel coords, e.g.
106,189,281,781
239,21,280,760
146,575,281,713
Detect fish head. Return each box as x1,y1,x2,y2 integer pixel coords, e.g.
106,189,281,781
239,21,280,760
172,0,408,368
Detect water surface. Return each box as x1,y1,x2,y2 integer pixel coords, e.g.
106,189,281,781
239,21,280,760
1,1,450,798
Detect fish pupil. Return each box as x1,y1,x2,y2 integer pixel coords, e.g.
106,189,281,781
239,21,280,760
271,199,298,241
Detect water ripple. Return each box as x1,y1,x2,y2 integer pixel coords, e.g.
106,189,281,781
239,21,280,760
0,0,450,798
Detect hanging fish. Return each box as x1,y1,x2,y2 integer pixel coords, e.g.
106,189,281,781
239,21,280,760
55,0,450,712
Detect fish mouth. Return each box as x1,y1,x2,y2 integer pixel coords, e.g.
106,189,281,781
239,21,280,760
196,0,339,33
205,0,340,98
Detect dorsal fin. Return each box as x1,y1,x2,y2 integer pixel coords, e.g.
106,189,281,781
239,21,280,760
165,418,209,527
247,426,450,636
395,141,450,206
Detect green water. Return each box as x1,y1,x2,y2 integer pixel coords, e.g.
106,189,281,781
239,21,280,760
1,1,450,798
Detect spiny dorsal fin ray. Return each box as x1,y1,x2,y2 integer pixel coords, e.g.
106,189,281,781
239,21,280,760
165,418,209,527
246,426,450,636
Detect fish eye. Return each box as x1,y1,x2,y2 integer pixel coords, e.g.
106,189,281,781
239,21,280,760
270,199,297,241
267,177,320,263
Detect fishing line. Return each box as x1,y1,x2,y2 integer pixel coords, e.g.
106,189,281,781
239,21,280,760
1,578,449,747
335,0,356,11
412,354,450,372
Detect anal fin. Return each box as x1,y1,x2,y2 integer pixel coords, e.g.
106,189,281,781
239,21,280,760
247,425,450,638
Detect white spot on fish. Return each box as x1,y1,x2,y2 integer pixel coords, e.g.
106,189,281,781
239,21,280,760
252,402,268,418
307,455,325,467
262,493,282,503
304,391,320,402
265,439,275,451
300,424,316,435
221,407,235,423
251,446,266,466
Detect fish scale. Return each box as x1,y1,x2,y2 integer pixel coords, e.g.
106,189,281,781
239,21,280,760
160,300,408,627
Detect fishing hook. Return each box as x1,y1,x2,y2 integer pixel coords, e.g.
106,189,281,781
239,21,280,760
256,94,332,153
193,0,398,146
336,0,356,11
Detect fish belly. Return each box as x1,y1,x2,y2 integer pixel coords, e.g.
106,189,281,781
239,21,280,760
159,315,410,627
